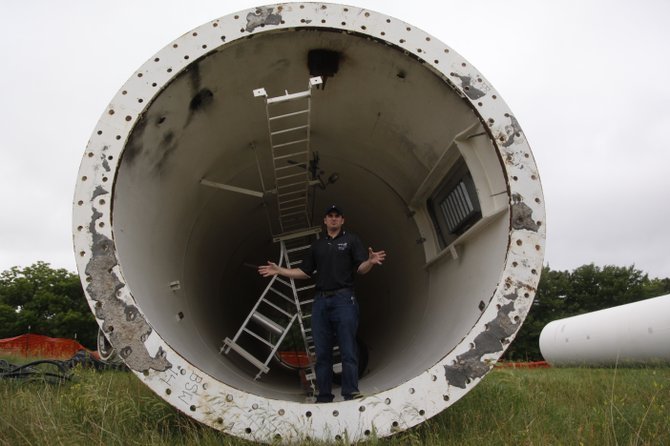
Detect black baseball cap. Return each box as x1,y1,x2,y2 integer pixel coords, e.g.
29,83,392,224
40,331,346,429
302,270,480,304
324,204,344,216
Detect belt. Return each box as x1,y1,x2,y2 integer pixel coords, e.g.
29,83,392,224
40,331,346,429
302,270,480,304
318,287,352,297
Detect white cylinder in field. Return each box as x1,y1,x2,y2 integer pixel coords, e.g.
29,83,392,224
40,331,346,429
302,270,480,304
539,294,670,366
73,3,546,443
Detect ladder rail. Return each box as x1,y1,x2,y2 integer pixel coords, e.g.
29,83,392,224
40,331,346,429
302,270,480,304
282,239,318,393
222,338,270,374
243,328,275,348
256,313,298,380
261,78,321,234
265,291,295,312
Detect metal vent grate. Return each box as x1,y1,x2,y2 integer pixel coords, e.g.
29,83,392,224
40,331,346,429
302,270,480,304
440,181,477,233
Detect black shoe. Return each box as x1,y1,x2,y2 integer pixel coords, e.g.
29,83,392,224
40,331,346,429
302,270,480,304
344,393,364,401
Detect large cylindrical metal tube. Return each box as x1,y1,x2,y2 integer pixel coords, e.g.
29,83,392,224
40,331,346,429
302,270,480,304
539,294,670,366
73,3,545,443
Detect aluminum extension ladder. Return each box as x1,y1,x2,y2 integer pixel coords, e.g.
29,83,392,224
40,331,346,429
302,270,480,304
222,78,323,391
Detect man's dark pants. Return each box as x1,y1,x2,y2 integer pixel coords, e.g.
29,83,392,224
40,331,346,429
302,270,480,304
311,289,359,402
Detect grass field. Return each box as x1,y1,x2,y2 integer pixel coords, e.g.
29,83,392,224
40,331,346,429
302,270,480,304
0,357,668,445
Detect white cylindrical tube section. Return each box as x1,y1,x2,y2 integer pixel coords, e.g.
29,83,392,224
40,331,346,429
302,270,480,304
539,294,670,366
73,3,545,443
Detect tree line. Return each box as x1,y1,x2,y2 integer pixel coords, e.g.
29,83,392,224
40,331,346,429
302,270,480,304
1,261,668,357
0,262,97,348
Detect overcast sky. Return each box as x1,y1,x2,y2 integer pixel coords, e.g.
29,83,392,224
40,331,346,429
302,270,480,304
1,0,669,279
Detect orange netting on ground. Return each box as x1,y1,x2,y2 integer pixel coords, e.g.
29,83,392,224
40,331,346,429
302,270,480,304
495,361,549,368
0,333,98,360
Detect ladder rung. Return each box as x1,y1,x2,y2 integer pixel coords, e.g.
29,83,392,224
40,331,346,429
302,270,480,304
281,210,306,217
280,199,306,206
288,259,303,267
251,311,285,335
281,214,305,220
267,89,311,104
277,187,307,197
277,181,308,190
280,204,307,212
279,205,306,213
279,204,306,213
277,190,306,198
273,226,322,242
273,151,309,161
276,277,292,288
299,298,314,305
269,109,309,121
279,206,307,217
285,210,307,216
222,338,270,374
276,163,306,171
269,287,296,305
261,297,294,317
286,241,308,248
277,172,309,181
270,125,309,136
281,218,306,227
243,328,274,348
267,90,312,104
273,138,308,149
279,202,306,211
287,245,311,254
281,217,306,224
277,197,304,206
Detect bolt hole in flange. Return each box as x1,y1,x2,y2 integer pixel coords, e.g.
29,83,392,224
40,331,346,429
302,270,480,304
74,3,544,443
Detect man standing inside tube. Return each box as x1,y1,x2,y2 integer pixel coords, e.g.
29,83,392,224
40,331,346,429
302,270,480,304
259,204,386,402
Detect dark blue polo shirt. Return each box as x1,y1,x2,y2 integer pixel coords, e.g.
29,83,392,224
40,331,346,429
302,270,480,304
298,230,367,291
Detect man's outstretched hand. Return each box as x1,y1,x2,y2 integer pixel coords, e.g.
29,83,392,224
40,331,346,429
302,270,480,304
258,261,279,277
357,247,386,274
368,247,386,265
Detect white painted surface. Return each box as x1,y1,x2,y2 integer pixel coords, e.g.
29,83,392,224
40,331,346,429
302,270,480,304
73,3,545,443
540,294,670,366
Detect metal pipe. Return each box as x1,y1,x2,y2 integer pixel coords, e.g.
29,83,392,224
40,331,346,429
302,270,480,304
72,3,545,443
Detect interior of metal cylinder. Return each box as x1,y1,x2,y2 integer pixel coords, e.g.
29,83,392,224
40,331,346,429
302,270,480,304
112,29,511,400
